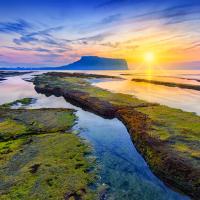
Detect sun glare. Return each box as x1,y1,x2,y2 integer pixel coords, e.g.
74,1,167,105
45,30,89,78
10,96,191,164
144,52,155,63
143,51,156,77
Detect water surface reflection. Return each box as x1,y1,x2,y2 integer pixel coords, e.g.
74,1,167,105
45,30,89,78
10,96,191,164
95,79,200,115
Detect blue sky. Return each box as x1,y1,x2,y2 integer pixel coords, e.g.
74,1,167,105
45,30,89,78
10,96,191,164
0,0,200,68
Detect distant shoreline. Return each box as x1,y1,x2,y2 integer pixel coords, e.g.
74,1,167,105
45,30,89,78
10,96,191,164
132,78,200,91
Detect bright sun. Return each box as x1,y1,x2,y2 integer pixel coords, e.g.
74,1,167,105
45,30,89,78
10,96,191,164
144,52,155,63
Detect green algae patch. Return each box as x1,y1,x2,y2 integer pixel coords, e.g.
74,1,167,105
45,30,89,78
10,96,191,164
0,119,27,140
132,78,200,91
0,108,76,140
33,72,200,198
34,74,200,151
34,74,149,108
0,138,26,164
136,106,200,164
63,76,148,107
0,103,96,199
0,133,96,200
15,98,34,106
0,98,35,109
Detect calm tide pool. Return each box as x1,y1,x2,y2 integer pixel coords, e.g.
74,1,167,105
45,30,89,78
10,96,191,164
0,73,190,200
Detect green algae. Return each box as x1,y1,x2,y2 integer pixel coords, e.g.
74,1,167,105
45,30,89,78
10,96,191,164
0,133,96,200
35,74,149,108
132,78,200,91
0,98,35,109
33,72,200,198
136,106,200,162
0,138,26,164
0,108,76,140
59,74,200,163
0,101,96,200
0,119,27,140
34,74,200,148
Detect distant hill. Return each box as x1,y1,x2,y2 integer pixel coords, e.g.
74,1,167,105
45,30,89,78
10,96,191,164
0,56,128,70
59,56,128,70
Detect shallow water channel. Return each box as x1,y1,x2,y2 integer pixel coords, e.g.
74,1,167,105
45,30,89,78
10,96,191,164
0,73,190,200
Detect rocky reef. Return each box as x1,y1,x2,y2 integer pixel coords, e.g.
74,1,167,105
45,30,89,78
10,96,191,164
0,99,96,199
33,72,200,199
132,78,200,91
0,71,32,81
0,98,36,109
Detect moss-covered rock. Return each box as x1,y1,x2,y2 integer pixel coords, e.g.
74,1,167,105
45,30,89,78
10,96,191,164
0,108,76,141
0,102,96,200
33,72,200,199
0,133,96,200
0,98,35,109
132,78,200,91
0,71,31,82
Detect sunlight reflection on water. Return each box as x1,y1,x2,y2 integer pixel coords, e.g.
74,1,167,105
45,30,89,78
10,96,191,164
95,79,200,115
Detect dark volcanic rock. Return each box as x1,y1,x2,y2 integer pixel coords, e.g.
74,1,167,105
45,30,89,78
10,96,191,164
35,86,117,119
116,108,200,199
33,72,200,199
132,78,200,91
0,71,32,81
29,163,41,173
46,72,122,79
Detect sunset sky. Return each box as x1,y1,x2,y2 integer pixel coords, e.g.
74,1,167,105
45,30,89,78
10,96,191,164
0,0,200,69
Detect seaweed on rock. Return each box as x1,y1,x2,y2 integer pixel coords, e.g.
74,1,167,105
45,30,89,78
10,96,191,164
33,72,200,199
0,101,96,200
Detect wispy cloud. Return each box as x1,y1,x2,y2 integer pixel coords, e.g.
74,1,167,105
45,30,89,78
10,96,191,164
13,26,64,46
13,35,39,45
2,46,70,55
184,43,200,51
0,18,113,51
3,46,51,52
35,53,62,62
56,31,113,45
99,14,121,25
0,19,33,34
76,13,122,34
77,32,112,42
0,1,200,68
100,42,120,48
129,4,200,25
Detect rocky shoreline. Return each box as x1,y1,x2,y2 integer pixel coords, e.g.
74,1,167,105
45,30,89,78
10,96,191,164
0,71,32,81
33,72,200,199
0,98,96,199
132,78,200,91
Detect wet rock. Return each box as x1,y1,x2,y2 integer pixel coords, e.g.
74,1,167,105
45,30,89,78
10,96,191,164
29,163,40,173
46,72,122,79
64,189,86,200
33,72,200,199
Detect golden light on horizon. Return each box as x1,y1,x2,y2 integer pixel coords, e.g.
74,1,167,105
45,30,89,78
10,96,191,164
143,51,156,78
144,52,155,64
